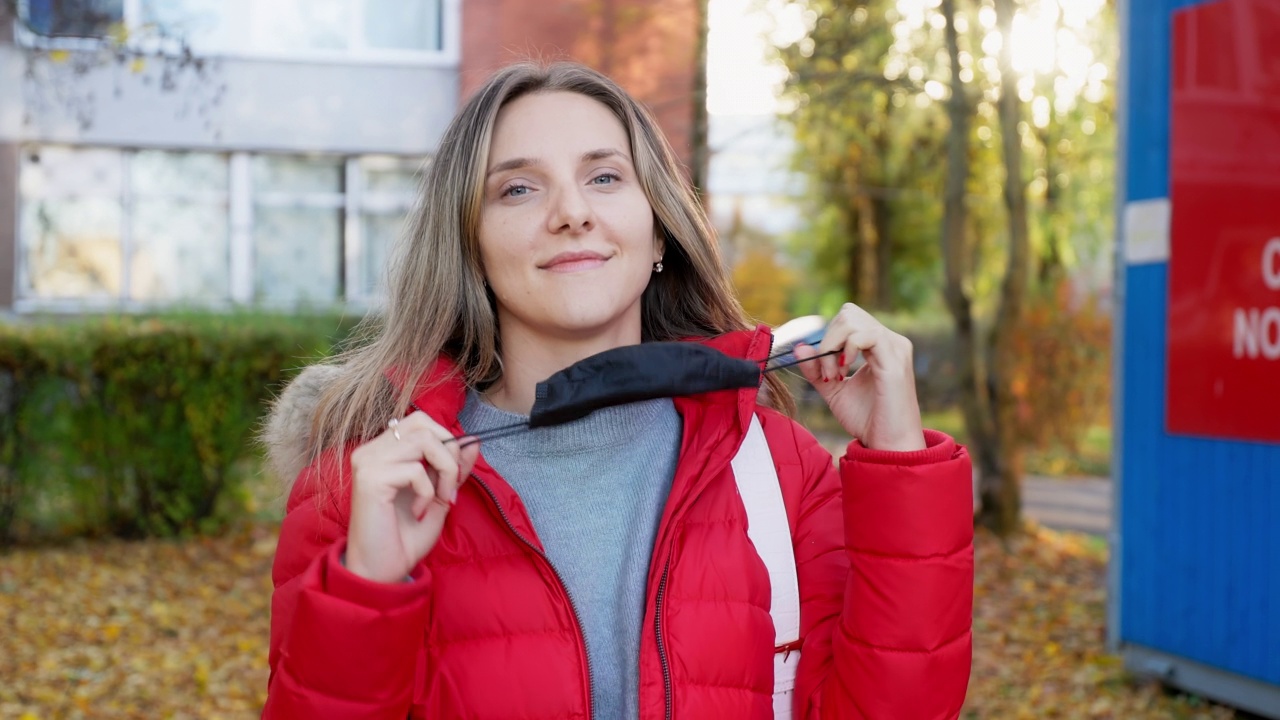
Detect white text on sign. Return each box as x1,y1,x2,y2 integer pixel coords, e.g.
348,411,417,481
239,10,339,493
1233,237,1280,360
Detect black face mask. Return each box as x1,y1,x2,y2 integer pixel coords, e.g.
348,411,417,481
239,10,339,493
528,342,763,428
450,340,838,447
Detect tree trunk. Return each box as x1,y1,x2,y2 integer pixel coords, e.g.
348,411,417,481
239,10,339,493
940,0,1017,532
874,196,894,308
978,0,1033,536
690,0,710,205
854,191,880,308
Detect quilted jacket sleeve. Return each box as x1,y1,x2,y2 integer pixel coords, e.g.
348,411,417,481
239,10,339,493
764,414,974,720
263,451,434,720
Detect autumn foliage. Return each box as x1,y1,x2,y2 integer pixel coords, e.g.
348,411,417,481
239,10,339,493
732,246,799,327
1004,282,1112,458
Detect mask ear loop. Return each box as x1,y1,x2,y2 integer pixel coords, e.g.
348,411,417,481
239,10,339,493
442,351,840,447
764,348,840,372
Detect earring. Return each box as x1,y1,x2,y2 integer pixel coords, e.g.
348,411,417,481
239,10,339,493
653,261,664,273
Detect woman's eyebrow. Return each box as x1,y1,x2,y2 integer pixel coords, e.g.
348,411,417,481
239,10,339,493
581,148,629,163
486,148,630,178
487,157,540,178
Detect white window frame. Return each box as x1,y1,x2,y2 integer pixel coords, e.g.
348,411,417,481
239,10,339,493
14,146,424,313
12,0,461,68
14,146,235,312
349,155,420,304
248,154,348,309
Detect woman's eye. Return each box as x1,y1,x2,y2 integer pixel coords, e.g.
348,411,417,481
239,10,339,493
592,173,620,185
503,184,530,197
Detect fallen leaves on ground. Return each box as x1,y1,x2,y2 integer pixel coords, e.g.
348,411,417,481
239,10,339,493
965,523,1237,719
0,525,277,719
0,521,1242,719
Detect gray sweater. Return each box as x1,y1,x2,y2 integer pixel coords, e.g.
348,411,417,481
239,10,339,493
459,389,682,720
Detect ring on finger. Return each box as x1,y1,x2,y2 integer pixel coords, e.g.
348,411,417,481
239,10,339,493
388,417,401,441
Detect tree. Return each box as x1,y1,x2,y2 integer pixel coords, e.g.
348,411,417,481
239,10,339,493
3,0,225,133
971,0,1032,533
777,0,1117,536
776,0,945,312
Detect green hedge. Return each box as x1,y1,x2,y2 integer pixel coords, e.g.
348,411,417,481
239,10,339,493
0,313,360,543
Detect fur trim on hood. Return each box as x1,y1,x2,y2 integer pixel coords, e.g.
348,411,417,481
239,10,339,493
261,363,344,487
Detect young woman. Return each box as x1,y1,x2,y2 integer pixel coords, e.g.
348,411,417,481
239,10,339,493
262,62,973,719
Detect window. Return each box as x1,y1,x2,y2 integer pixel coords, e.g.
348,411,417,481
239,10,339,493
18,147,231,303
16,146,424,310
20,0,451,60
129,151,230,301
249,0,351,53
356,156,422,300
137,0,229,51
19,147,124,299
248,0,444,55
362,0,443,52
21,0,123,38
251,156,345,305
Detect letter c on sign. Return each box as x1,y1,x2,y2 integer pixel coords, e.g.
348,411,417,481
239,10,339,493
1266,238,1280,291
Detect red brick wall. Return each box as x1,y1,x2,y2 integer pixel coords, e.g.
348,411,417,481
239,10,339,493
460,0,701,174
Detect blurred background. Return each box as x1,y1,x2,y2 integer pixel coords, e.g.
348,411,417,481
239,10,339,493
0,0,1277,717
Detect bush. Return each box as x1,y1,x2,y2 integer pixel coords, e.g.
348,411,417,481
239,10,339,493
0,313,360,542
1005,282,1112,458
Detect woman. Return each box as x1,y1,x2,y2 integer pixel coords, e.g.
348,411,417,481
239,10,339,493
262,62,973,719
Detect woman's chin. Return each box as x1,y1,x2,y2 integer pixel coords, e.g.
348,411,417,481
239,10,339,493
527,304,643,341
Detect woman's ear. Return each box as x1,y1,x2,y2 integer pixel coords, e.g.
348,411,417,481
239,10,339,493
653,227,667,263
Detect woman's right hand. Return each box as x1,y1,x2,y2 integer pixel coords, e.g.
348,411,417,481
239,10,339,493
345,411,480,584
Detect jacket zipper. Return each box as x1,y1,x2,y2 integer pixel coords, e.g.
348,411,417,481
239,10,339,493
653,331,771,720
469,472,595,719
413,329,772,720
655,559,673,720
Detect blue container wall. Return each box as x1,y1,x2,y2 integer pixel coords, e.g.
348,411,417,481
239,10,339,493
1121,0,1280,685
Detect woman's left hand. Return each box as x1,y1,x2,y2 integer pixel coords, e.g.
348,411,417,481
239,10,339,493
791,302,926,452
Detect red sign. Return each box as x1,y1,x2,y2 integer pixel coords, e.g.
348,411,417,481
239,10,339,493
1167,0,1280,443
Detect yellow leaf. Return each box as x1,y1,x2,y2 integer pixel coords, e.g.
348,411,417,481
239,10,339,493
103,623,122,641
194,661,211,693
48,50,70,64
130,57,146,74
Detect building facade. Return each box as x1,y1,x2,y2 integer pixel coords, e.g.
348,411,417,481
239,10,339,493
0,0,699,313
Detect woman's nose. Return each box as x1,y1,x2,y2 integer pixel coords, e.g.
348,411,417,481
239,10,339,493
548,185,594,234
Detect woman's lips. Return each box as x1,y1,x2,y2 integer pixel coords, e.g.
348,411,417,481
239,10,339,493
540,252,610,273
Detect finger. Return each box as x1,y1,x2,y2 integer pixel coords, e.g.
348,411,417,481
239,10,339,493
423,421,463,467
458,439,481,482
792,343,824,385
405,465,437,521
815,307,857,381
418,436,460,507
406,499,452,557
395,412,451,446
822,312,886,379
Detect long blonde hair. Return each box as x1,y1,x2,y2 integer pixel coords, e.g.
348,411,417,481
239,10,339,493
307,61,793,466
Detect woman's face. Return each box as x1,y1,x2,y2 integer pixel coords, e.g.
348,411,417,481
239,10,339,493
478,91,662,345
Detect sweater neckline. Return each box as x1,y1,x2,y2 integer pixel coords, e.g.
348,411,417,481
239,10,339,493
460,388,674,457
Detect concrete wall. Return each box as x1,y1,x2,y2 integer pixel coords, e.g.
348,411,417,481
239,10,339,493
0,141,15,309
0,48,458,156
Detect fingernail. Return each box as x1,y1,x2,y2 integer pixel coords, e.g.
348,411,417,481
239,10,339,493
838,352,846,366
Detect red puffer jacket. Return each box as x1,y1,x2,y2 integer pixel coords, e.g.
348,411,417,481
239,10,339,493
263,328,974,719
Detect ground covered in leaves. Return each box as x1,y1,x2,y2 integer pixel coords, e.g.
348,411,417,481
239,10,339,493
0,522,1241,719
